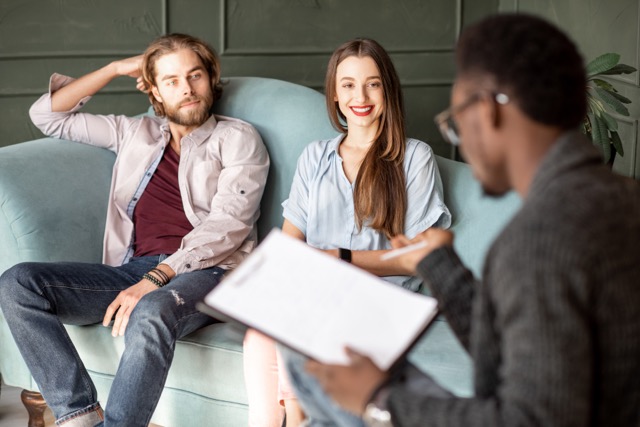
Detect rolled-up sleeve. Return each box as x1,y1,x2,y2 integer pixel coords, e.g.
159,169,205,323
163,124,270,274
29,73,137,153
404,140,451,238
282,144,315,235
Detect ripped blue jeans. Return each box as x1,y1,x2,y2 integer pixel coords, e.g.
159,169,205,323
0,255,225,427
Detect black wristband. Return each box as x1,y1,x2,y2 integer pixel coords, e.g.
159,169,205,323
151,267,170,284
338,248,352,263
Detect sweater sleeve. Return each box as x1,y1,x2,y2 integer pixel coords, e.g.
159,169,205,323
416,246,477,351
29,73,139,153
386,230,594,427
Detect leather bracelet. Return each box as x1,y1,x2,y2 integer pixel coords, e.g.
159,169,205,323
338,248,352,263
143,272,165,288
151,267,170,284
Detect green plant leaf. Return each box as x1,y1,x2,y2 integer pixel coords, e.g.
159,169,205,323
590,113,611,163
592,78,616,92
595,87,630,115
587,93,607,116
584,53,634,162
610,130,625,157
600,111,618,131
607,90,632,104
586,53,620,76
600,63,637,76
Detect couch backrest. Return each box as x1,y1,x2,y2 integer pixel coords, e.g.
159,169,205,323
435,156,521,278
212,77,338,239
0,138,114,273
0,77,521,280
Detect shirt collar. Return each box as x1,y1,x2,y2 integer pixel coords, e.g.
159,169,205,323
158,114,218,146
326,134,347,160
529,130,603,198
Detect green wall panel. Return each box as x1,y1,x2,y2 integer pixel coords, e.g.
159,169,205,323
404,86,456,158
167,0,223,46
223,0,458,54
0,0,500,155
0,97,44,143
0,0,164,56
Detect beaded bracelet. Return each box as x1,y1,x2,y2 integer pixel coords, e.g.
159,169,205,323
143,272,165,288
151,267,170,284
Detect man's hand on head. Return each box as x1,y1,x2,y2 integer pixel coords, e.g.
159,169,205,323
135,76,149,94
112,55,147,92
113,55,144,79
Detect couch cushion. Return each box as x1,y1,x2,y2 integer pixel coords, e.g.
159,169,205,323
66,322,248,405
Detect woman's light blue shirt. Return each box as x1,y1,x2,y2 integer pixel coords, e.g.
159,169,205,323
282,134,451,291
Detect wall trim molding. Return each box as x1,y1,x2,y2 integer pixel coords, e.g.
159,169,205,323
219,0,462,56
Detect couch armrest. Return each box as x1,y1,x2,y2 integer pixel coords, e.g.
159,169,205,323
0,138,115,275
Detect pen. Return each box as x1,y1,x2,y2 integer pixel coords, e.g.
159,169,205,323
380,240,429,261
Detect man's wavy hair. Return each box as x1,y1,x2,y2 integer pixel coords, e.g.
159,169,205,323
142,33,223,117
456,14,586,130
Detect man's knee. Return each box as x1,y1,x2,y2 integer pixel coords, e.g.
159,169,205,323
0,262,41,307
126,291,177,337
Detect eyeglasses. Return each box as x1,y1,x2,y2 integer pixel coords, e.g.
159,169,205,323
434,92,509,146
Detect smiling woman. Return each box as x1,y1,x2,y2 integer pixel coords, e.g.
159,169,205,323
242,37,451,427
324,38,410,238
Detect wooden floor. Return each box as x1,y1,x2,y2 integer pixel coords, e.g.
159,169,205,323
0,381,162,427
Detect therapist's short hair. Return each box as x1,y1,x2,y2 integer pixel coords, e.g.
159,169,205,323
456,14,586,130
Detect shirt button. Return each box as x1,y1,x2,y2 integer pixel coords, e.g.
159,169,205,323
185,263,191,269
133,197,138,201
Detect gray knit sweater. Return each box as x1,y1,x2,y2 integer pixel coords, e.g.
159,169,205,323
388,132,640,426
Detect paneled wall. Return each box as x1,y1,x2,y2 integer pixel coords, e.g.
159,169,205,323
500,0,640,178
0,0,498,158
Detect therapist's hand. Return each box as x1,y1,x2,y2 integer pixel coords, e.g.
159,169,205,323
306,348,388,415
390,228,454,275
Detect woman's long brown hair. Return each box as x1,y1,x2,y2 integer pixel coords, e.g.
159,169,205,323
325,38,407,239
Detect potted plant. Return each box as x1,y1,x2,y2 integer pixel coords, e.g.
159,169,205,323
583,53,637,165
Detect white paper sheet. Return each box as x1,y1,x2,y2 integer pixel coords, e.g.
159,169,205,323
202,229,438,370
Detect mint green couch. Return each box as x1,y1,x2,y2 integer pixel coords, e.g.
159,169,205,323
0,77,520,426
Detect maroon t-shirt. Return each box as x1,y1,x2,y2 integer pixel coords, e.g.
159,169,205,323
133,147,193,257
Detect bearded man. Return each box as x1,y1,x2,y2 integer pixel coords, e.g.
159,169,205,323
0,33,269,427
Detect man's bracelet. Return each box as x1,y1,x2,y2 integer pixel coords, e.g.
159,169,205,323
151,267,170,284
143,272,166,288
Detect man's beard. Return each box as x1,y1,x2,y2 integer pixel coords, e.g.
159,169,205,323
164,93,213,127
